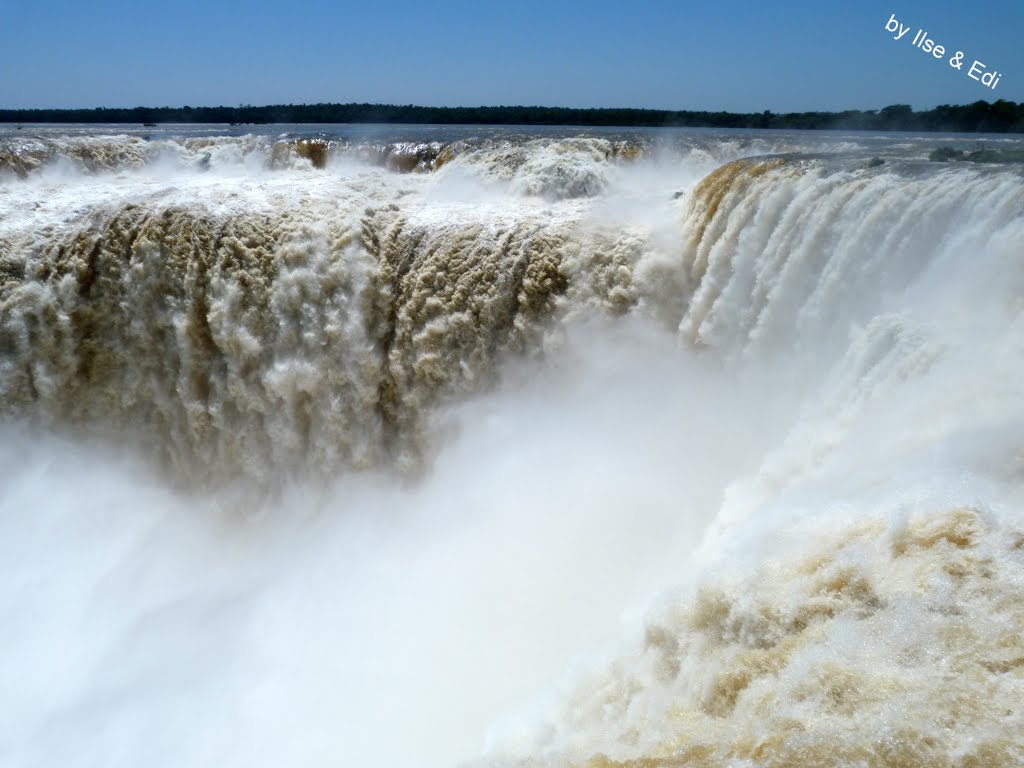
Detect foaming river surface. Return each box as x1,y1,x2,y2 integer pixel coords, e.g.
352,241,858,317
2,124,1024,768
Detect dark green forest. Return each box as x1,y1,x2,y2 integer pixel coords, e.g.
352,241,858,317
2,100,1023,132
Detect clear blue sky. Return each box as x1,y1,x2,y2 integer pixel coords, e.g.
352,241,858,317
2,0,1021,111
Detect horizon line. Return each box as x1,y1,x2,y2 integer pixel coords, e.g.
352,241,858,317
1,99,1019,114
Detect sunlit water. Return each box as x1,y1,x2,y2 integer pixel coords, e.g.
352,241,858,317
2,124,1024,768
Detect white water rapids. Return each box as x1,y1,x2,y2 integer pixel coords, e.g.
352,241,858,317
1,125,1023,768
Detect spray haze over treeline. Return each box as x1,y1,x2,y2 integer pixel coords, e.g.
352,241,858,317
3,100,1024,132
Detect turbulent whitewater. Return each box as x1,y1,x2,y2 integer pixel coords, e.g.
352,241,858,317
2,123,1024,768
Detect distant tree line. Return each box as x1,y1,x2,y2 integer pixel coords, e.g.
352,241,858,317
2,100,1023,132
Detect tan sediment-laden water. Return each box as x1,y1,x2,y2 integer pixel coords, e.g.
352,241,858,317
2,123,1024,768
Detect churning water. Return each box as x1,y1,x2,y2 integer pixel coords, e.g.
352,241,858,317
2,124,1024,768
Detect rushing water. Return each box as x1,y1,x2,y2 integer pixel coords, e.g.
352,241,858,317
2,124,1024,768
